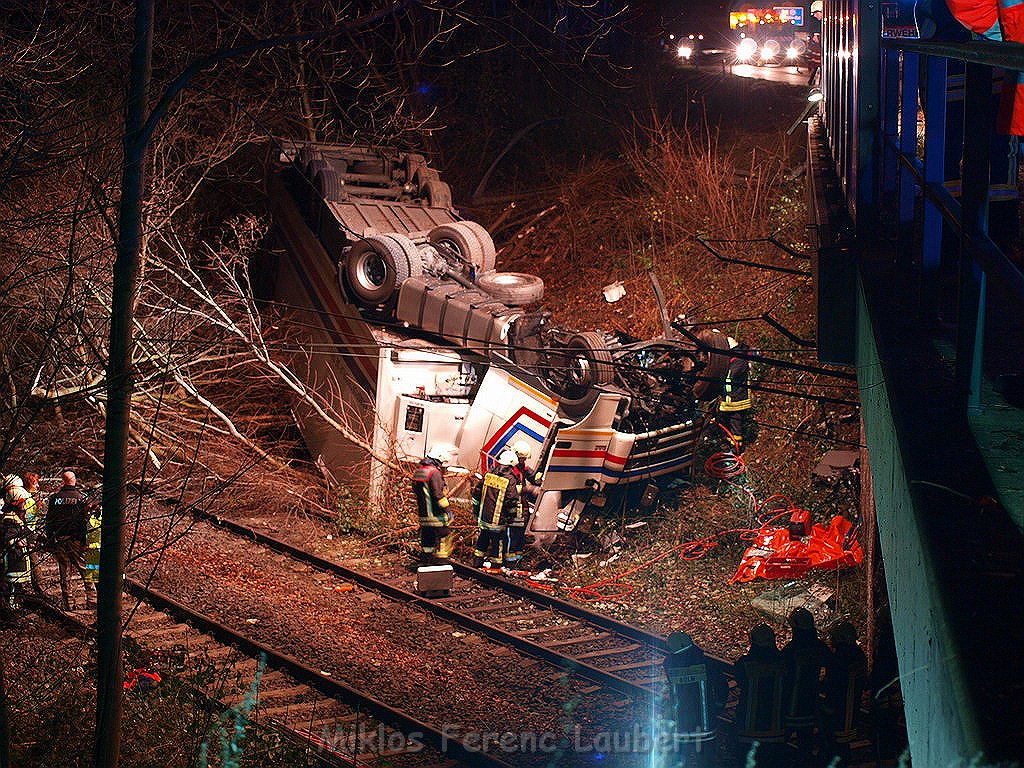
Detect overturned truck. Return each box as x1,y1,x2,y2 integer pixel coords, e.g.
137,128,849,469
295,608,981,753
266,142,729,544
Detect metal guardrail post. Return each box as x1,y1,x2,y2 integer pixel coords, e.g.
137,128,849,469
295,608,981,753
921,55,948,315
898,52,919,262
956,63,993,414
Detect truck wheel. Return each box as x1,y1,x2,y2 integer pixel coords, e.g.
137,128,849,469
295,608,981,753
344,234,424,308
476,271,544,305
315,168,343,203
296,146,321,176
454,220,496,273
428,222,488,274
692,329,730,401
424,178,452,208
550,332,615,419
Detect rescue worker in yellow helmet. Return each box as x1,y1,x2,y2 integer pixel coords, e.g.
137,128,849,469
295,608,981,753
472,450,519,572
505,440,542,568
411,445,455,564
1,484,32,622
717,335,753,453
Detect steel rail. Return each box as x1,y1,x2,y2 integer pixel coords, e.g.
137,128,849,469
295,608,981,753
123,576,515,768
194,510,664,702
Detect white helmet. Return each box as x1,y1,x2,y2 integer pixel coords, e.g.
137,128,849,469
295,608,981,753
496,450,518,467
811,1,823,13
426,444,453,464
3,474,22,490
511,440,532,459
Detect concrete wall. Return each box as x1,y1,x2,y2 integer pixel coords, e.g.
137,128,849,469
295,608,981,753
856,279,985,767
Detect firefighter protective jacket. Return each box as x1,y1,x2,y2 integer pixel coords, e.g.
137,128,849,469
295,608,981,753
947,0,1024,134
509,462,540,525
411,458,450,527
1,511,30,586
719,343,752,413
734,645,786,743
663,643,728,741
780,630,831,728
477,466,519,531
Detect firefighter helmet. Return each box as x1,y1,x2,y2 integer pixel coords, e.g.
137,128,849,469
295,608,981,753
426,444,453,465
811,1,823,13
512,440,532,459
3,474,22,490
750,623,776,648
789,607,816,631
496,450,518,467
667,630,693,653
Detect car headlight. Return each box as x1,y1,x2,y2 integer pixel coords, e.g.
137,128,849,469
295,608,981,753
737,38,758,60
786,46,799,59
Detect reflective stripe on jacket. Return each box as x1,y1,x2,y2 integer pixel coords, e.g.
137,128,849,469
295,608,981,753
478,468,519,530
412,459,450,527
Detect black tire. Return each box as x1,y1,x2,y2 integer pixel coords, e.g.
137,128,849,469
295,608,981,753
343,234,424,308
315,168,343,202
549,331,614,419
476,271,544,305
456,220,497,273
692,329,730,401
424,178,452,208
295,146,320,176
428,222,485,273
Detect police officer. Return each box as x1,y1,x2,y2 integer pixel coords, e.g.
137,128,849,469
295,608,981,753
662,630,728,768
506,440,542,568
718,336,753,453
780,608,831,766
411,445,455,565
472,450,519,572
46,471,96,609
822,621,868,765
735,623,786,767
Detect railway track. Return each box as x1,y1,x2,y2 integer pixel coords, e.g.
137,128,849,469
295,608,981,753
193,511,729,705
41,591,512,768
123,578,515,767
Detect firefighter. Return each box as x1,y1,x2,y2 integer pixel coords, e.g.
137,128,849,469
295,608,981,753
411,445,455,565
734,623,786,767
718,336,753,453
662,630,728,768
84,509,102,589
506,440,542,567
4,475,43,595
1,496,31,622
46,471,96,609
780,607,831,766
472,450,519,572
821,621,868,765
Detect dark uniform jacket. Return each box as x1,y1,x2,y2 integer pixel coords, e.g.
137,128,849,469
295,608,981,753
719,343,752,412
663,643,729,740
1,513,29,577
476,465,519,531
46,485,91,542
735,644,786,742
822,642,868,738
411,458,449,527
780,630,831,727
